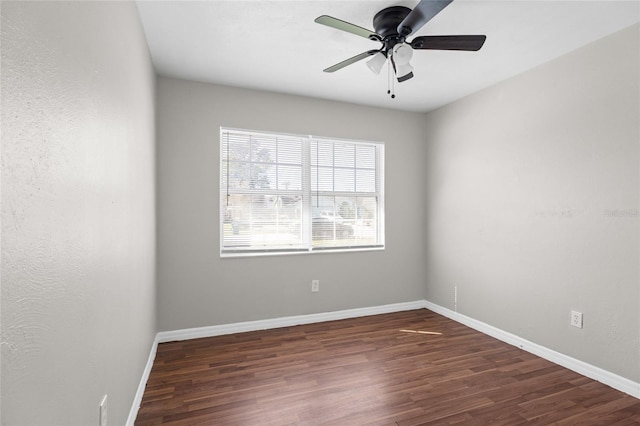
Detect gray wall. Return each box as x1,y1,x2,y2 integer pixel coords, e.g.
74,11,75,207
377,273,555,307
423,24,639,382
156,78,428,331
1,2,156,424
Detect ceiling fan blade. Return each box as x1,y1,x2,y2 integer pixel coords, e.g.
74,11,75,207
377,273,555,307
315,15,380,41
411,35,486,51
397,0,453,36
323,50,380,73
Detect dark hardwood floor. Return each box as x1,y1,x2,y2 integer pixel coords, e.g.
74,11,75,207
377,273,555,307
135,309,640,425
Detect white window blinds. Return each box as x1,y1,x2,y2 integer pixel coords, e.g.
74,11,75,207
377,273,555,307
221,128,384,256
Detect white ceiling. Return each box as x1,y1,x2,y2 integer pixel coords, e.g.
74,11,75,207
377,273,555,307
135,0,640,113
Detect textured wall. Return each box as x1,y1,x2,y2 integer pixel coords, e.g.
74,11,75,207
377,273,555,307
155,77,428,331
1,2,156,424
423,24,639,382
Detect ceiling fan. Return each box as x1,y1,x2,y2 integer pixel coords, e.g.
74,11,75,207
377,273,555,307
315,0,486,96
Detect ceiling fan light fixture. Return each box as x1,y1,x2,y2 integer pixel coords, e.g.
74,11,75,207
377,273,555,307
366,52,387,74
391,43,414,82
392,43,413,65
396,64,414,82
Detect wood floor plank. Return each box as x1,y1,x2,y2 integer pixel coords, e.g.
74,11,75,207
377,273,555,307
135,309,640,425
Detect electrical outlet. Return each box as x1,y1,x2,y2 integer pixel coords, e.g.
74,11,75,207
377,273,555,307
571,310,583,329
99,395,108,426
311,280,319,292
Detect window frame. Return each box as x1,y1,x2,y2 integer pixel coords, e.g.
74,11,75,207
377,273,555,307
220,127,385,257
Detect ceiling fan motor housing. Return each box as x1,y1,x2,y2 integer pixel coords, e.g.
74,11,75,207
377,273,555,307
373,6,411,37
373,6,412,54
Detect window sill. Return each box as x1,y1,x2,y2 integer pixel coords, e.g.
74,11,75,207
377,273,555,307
220,245,385,258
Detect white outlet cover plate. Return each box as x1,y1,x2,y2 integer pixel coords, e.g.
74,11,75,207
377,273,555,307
571,310,583,328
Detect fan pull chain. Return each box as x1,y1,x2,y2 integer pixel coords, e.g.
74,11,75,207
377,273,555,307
387,54,396,99
387,58,391,96
386,58,395,99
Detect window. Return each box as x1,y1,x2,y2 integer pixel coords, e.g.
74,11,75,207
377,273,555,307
220,128,384,256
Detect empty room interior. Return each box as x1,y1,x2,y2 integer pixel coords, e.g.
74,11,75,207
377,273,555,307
2,0,640,424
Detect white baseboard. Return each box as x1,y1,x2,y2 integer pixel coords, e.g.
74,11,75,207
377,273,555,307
156,300,426,343
128,299,639,423
126,334,160,426
423,300,640,399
